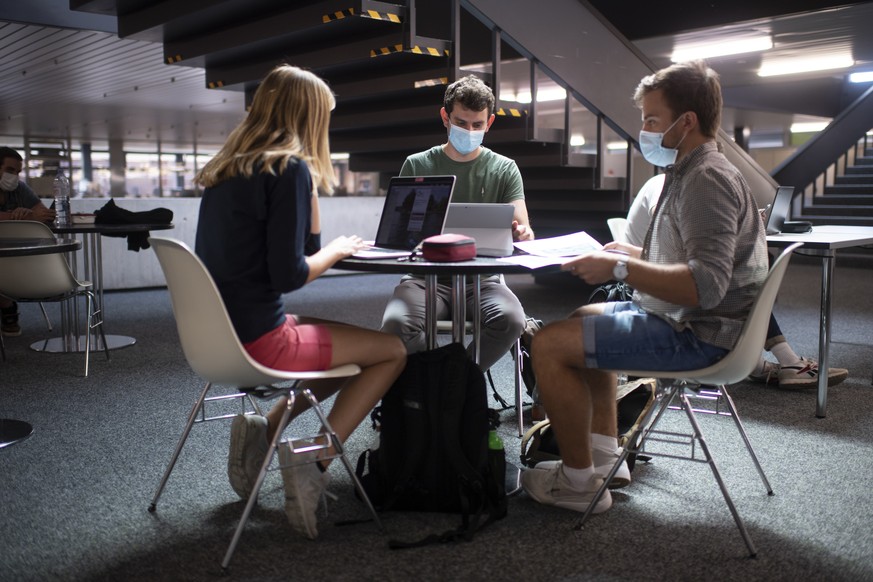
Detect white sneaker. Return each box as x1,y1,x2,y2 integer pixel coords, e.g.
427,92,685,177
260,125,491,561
778,358,849,389
227,414,269,499
279,446,329,540
532,446,631,489
746,360,779,385
522,462,611,513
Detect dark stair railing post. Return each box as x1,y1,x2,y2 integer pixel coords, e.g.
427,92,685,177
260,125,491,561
404,0,416,42
594,114,602,190
491,28,502,99
450,0,460,81
562,93,571,167
527,59,537,141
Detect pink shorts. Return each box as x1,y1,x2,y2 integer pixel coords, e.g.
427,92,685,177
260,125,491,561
243,315,333,372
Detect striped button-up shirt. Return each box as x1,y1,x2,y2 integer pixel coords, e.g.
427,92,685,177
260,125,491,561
635,141,769,350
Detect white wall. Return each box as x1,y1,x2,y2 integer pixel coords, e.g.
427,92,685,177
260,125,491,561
70,196,384,289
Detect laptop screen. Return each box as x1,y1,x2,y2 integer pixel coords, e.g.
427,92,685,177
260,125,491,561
373,175,455,250
444,202,516,257
766,186,795,235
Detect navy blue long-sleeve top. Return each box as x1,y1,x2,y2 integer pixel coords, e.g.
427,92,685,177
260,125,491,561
195,159,313,343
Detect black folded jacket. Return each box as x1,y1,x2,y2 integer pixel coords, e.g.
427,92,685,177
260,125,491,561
94,199,174,251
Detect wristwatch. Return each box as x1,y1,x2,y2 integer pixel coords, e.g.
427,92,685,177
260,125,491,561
613,259,629,282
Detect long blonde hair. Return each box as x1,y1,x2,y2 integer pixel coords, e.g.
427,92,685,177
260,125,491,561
196,64,336,194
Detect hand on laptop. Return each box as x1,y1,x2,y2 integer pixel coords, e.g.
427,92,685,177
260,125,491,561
512,220,534,241
325,234,367,258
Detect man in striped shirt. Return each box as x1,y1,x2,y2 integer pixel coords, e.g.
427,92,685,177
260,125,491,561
522,60,769,515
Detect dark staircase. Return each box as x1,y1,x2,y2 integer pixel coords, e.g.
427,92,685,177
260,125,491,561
70,0,630,245
71,0,797,245
796,143,873,226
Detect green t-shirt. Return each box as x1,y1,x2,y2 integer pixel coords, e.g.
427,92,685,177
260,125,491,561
399,146,524,204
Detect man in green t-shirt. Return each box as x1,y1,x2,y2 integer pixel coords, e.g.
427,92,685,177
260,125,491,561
380,75,534,371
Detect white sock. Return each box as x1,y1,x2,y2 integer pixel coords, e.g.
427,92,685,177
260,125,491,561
590,433,619,453
770,341,802,367
561,463,595,489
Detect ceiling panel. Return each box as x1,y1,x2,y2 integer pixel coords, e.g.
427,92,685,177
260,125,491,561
0,21,245,151
2,3,873,153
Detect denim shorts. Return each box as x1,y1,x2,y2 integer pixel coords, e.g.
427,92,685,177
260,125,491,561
582,301,728,371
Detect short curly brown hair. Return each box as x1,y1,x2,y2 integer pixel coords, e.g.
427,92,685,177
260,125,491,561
443,75,495,117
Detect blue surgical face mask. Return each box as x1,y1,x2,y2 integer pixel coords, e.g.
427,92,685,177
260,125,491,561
638,115,687,167
448,124,485,155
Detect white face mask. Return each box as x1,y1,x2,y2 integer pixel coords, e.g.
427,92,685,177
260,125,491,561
638,115,688,167
0,172,19,192
448,124,485,156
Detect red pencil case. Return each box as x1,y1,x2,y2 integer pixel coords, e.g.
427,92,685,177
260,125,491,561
421,233,477,262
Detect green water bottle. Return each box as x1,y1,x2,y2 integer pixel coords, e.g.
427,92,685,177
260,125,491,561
488,429,507,514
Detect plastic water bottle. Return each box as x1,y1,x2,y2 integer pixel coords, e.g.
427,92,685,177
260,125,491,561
53,169,71,227
487,429,507,508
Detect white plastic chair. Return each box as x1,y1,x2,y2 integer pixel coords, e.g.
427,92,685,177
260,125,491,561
576,242,803,558
0,221,58,333
0,220,109,376
146,236,382,572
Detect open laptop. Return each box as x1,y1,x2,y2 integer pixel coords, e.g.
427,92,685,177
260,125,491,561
353,175,456,259
766,185,813,235
443,202,516,257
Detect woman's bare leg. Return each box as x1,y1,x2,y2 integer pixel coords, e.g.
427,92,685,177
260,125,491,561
265,319,406,465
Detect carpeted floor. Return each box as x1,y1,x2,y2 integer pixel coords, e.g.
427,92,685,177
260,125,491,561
1,253,872,581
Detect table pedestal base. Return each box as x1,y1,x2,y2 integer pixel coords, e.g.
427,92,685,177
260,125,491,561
0,419,34,449
29,334,136,353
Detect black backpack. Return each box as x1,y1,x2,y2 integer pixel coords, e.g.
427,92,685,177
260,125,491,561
355,342,507,548
519,378,656,470
587,280,633,304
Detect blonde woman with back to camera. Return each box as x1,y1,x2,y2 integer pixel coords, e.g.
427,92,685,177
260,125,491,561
194,64,406,539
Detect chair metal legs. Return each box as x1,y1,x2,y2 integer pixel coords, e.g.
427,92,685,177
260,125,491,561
575,381,772,558
512,337,525,436
81,289,110,377
484,338,526,436
220,387,383,571
39,302,52,332
148,381,215,512
149,382,269,511
147,379,383,571
717,385,773,495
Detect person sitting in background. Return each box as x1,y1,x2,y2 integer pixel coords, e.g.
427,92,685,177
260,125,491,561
0,146,57,337
194,64,406,540
626,172,847,389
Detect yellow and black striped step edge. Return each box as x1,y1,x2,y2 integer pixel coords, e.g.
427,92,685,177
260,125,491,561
497,107,525,117
323,8,401,23
371,44,449,58
414,77,449,89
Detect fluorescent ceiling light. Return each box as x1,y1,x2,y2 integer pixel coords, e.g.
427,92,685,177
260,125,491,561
758,53,854,77
505,87,567,103
850,71,873,83
570,134,586,147
606,141,628,151
671,35,772,62
790,121,829,133
330,152,349,161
